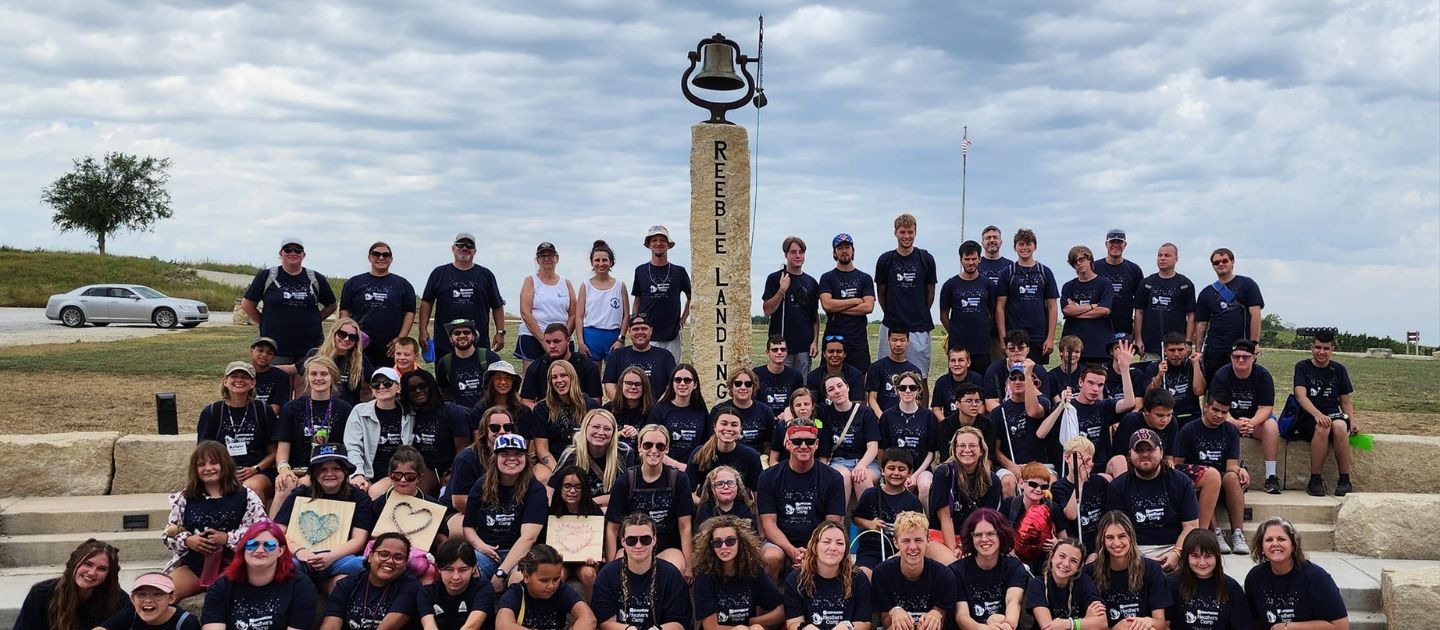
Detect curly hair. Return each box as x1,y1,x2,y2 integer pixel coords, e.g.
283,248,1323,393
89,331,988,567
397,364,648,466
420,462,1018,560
959,508,1015,557
1092,510,1144,594
891,511,929,538
695,465,757,522
222,521,294,584
796,521,854,599
691,515,764,581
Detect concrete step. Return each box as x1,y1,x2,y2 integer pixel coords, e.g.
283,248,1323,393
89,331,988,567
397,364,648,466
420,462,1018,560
0,494,170,536
1238,491,1342,525
0,530,170,568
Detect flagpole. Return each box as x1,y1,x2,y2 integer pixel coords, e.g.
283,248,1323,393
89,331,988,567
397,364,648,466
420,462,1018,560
961,126,969,240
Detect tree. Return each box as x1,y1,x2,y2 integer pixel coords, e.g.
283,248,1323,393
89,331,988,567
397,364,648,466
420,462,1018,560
41,152,174,254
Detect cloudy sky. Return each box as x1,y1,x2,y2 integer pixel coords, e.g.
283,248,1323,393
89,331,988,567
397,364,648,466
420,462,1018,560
2,1,1436,341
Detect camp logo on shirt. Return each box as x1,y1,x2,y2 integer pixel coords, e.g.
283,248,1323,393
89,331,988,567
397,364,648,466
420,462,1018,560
1150,294,1172,307
1017,284,1039,297
649,282,671,294
1133,507,1165,523
959,296,982,309
895,270,917,283
282,290,310,301
838,287,859,298
364,290,389,302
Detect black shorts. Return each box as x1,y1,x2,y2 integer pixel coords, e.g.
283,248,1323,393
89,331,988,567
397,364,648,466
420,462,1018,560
1285,413,1339,442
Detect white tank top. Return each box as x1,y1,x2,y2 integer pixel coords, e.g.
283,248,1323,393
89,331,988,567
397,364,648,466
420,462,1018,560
584,277,624,330
521,273,570,337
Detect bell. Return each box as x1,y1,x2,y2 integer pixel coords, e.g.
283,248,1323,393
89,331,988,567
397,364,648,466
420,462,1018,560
693,42,745,91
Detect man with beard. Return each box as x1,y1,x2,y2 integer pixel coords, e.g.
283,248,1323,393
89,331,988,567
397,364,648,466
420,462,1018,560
1105,429,1199,572
761,236,821,370
819,233,877,372
603,313,676,399
1132,243,1195,362
632,225,692,364
756,421,846,584
435,319,501,408
978,226,1013,363
419,232,506,360
1144,332,1207,428
1209,339,1281,494
518,323,603,405
939,240,998,374
875,213,938,376
1092,229,1145,340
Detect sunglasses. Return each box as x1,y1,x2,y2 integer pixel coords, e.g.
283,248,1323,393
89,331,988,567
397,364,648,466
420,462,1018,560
335,331,360,342
710,536,739,549
389,471,420,483
450,330,474,337
369,250,393,259
1007,375,1025,382
488,423,516,433
622,381,644,388
454,242,476,251
1025,481,1050,491
673,376,695,384
640,441,669,452
824,335,845,342
282,247,304,254
623,535,654,547
731,380,754,388
789,438,817,447
244,539,279,552
1211,259,1230,266
767,347,787,353
371,380,397,389
1231,354,1255,361
896,384,920,392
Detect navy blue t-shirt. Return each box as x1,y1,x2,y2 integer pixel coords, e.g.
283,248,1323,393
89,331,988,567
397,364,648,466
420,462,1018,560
1112,412,1180,460
1051,475,1109,550
686,443,762,490
879,406,937,468
763,270,821,353
410,403,466,474
603,345,676,395
341,272,417,346
462,477,548,550
274,395,353,467
244,267,336,356
1025,573,1102,624
531,397,603,463
694,571,783,626
177,489,250,552
817,268,876,340
754,365,806,416
1196,276,1264,352
1061,276,1116,361
253,367,292,411
1174,419,1241,472
1104,363,1147,402
419,577,496,630
817,403,880,460
930,371,985,417
605,467,695,539
875,248,938,331
1292,360,1353,416
867,357,923,412
631,263,692,342
1093,258,1145,335
721,402,776,453
1089,558,1172,626
100,607,199,630
783,570,872,629
1244,561,1347,625
978,256,1013,286
757,463,846,547
1148,360,1204,422
1136,273,1196,351
421,263,505,356
853,487,923,562
951,555,1031,624
929,463,1004,531
437,350,498,408
694,500,757,533
1069,398,1122,464
196,401,276,469
496,583,583,630
592,559,692,628
323,572,421,627
275,483,376,532
1167,573,1251,630
993,396,1054,468
872,558,958,623
806,365,867,408
519,353,603,401
648,401,710,463
445,447,483,502
1211,364,1275,419
997,262,1060,345
201,575,316,630
982,361,1051,401
940,274,997,354
1104,469,1199,546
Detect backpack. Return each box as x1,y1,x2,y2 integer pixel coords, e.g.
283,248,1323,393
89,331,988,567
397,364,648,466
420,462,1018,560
1006,261,1051,299
265,266,320,299
627,464,679,495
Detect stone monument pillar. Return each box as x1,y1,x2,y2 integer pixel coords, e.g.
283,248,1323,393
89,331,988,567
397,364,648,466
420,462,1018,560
689,123,751,402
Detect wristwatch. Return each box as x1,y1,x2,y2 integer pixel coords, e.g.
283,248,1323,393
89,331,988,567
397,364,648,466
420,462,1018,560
494,568,508,580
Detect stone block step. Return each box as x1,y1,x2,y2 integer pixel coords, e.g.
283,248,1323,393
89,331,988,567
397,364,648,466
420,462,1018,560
1237,491,1342,525
0,530,170,569
0,494,170,536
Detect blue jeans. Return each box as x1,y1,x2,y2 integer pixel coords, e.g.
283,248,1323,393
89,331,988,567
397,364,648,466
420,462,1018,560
474,546,511,578
293,553,364,578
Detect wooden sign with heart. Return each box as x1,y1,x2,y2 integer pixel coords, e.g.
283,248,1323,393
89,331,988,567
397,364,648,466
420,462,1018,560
371,495,447,551
546,515,604,563
284,498,354,553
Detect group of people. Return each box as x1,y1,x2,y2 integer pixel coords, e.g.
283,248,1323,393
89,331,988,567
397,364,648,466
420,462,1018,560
16,220,1362,629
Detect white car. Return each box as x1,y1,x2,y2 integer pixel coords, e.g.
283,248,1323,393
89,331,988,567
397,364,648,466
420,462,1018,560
45,284,210,329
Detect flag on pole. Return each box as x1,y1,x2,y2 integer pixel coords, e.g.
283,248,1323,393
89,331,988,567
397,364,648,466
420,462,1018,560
962,136,972,155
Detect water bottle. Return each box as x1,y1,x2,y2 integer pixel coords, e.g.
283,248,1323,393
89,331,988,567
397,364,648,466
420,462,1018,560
423,338,436,363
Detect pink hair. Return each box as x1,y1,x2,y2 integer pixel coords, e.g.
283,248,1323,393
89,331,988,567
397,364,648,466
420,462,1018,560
221,521,295,583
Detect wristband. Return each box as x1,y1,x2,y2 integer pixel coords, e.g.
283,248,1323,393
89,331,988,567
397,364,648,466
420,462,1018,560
277,462,291,470
1073,619,1081,630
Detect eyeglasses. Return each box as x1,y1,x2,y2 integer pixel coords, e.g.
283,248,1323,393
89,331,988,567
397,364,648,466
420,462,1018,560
371,380,397,389
488,423,516,433
369,251,393,259
622,380,644,388
454,242,476,251
130,589,169,601
710,536,739,549
673,376,695,384
731,380,753,388
335,331,359,342
623,535,654,547
789,438,817,447
1025,481,1050,491
373,550,406,564
972,530,999,539
244,539,279,552
282,247,305,255
713,479,737,489
389,471,420,483
896,384,920,392
640,441,669,452
561,483,584,492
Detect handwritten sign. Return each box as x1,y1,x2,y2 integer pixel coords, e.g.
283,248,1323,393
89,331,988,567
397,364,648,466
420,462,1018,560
546,515,604,563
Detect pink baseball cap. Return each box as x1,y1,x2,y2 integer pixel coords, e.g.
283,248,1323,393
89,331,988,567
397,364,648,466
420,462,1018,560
132,572,175,593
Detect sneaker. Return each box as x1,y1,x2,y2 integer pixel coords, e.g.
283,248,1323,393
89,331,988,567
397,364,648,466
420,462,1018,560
1230,529,1250,555
1264,475,1282,494
1214,528,1232,554
1307,477,1326,497
1335,477,1353,496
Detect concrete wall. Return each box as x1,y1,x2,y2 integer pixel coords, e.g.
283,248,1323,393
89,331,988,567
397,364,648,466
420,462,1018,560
1238,433,1440,494
0,432,195,498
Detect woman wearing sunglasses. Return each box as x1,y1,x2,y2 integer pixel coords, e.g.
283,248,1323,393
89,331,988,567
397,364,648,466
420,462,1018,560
532,359,602,481
475,361,531,440
555,409,634,509
649,364,710,467
274,356,352,506
162,441,266,600
240,237,338,370
302,317,374,406
196,361,278,505
343,367,414,496
339,241,417,370
200,521,317,630
782,520,873,630
1000,462,1066,573
321,532,422,630
692,515,783,630
951,508,1029,630
604,425,695,579
592,512,692,630
695,465,759,534
718,366,777,456
878,371,937,511
399,368,465,494
687,405,763,498
447,406,519,530
273,445,373,592
604,365,653,447
463,434,548,592
368,446,446,577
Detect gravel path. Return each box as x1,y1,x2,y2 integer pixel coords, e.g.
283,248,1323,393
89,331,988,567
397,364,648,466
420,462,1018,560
0,307,235,347
188,268,255,288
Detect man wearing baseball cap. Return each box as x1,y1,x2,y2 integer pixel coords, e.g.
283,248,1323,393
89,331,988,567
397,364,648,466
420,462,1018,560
756,420,846,584
1093,228,1145,340
603,312,677,398
1105,426,1200,572
1209,338,1281,494
419,232,507,360
435,319,501,408
240,237,338,369
632,225,692,364
249,336,291,416
818,232,876,372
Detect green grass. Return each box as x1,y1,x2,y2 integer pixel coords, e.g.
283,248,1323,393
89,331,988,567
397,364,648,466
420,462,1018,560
179,259,265,275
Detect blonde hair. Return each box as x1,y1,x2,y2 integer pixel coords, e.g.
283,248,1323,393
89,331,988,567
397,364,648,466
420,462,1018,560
796,521,854,599
892,511,928,537
564,409,622,493
543,360,588,425
948,426,993,498
894,213,917,230
302,356,340,397
315,317,365,395
1062,435,1096,457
